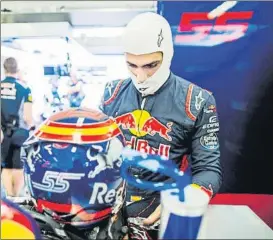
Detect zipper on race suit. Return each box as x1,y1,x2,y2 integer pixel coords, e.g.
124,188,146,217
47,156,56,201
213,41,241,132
129,97,147,197
137,97,147,135
140,97,146,110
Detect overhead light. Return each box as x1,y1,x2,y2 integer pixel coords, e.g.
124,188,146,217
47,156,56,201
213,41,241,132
10,38,93,65
208,1,238,19
13,38,69,56
73,27,125,38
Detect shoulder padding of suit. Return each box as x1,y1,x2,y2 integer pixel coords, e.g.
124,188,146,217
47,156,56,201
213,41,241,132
184,83,213,121
103,78,130,106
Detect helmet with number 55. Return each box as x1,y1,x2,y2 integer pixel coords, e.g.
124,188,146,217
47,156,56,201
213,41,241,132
22,108,127,239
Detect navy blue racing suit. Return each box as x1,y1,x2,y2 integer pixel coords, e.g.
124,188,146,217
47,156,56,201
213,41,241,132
100,72,222,239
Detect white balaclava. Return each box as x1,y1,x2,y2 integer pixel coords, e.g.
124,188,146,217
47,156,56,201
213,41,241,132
122,12,174,96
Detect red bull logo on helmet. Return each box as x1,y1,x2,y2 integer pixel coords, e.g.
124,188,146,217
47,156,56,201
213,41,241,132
115,110,173,141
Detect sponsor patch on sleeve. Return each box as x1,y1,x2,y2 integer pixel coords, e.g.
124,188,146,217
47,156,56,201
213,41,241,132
200,133,219,150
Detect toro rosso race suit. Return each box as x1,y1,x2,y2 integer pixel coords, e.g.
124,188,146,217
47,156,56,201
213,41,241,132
101,72,222,200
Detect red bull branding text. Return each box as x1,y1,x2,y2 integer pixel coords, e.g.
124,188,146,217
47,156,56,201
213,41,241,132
126,136,170,158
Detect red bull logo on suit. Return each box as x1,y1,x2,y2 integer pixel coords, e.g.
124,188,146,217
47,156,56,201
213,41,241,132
115,110,172,158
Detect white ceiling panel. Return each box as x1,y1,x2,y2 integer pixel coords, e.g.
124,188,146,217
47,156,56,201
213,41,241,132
1,1,157,56
1,1,156,13
1,22,71,38
69,10,152,27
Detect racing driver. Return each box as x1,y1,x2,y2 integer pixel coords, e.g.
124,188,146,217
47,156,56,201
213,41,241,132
100,12,222,239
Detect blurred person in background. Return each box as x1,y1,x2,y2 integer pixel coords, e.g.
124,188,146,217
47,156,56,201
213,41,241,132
1,57,33,197
101,12,222,239
67,71,85,108
41,76,64,121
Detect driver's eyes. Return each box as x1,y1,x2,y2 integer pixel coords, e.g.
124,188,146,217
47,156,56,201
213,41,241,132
144,63,158,69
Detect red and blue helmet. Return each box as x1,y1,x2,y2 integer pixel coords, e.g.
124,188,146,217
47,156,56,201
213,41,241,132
22,108,126,228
